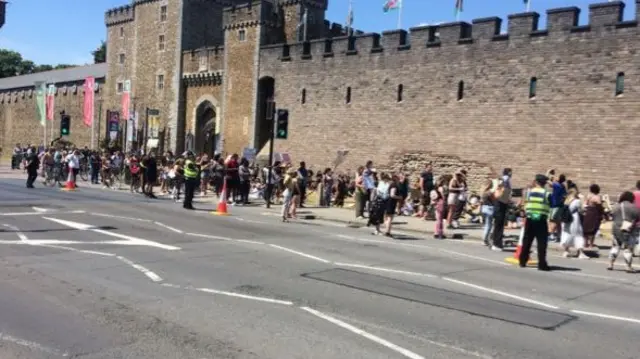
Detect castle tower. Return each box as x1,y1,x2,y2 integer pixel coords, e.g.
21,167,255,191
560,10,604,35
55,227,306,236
220,1,281,154
278,0,328,43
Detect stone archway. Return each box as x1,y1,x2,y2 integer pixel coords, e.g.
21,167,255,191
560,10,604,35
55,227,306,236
195,101,217,156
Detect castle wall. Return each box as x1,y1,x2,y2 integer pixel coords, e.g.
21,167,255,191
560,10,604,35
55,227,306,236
0,83,105,150
182,47,225,74
258,1,640,194
183,73,224,137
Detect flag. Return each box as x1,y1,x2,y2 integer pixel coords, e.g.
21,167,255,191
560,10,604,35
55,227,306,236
455,0,463,16
35,82,46,127
383,0,400,12
83,77,95,127
121,80,131,122
523,0,529,4
46,84,55,121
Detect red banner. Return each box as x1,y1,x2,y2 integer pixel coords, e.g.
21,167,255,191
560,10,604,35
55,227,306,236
45,85,55,121
83,77,95,127
121,80,131,121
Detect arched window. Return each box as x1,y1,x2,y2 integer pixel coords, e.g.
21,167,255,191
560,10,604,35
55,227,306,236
457,81,464,101
301,88,307,104
397,84,404,102
615,72,624,96
346,86,352,104
529,77,537,99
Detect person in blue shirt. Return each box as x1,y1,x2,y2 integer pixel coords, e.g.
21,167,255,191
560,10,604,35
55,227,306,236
548,174,567,243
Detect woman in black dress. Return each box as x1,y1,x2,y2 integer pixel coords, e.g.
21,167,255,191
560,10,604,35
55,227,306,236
144,153,158,198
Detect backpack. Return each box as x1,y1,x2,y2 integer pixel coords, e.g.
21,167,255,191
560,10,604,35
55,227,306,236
560,204,573,224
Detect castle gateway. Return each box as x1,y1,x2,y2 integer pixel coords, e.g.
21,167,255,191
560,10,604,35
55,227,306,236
1,0,639,193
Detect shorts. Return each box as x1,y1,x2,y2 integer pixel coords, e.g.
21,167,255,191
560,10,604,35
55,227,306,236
447,193,458,206
421,194,431,206
550,207,562,222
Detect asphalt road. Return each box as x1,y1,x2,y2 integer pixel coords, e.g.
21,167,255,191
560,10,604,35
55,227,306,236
0,177,639,359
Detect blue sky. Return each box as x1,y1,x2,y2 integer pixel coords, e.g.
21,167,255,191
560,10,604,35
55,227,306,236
0,0,631,66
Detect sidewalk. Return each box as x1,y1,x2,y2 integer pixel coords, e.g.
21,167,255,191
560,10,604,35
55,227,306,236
257,204,613,252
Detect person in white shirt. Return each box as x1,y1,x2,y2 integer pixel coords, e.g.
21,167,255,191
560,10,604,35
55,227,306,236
65,150,80,183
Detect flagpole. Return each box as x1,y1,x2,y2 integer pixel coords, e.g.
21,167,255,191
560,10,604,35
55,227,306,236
397,0,403,29
526,0,531,12
303,7,308,42
347,0,353,36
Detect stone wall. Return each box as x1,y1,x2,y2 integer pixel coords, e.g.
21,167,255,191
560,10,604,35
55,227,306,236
183,74,224,136
258,1,640,195
0,84,105,149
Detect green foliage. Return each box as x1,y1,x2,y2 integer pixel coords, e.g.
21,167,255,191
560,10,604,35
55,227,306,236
92,41,106,64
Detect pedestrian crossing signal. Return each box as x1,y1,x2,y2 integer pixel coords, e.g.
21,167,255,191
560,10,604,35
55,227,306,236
60,114,71,136
275,109,288,140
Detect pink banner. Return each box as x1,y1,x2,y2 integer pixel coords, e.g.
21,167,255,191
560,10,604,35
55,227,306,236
83,77,95,127
121,80,131,122
45,85,55,121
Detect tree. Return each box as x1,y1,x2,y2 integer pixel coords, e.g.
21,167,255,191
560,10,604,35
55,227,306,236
0,49,28,78
33,64,53,72
92,41,106,64
54,64,75,70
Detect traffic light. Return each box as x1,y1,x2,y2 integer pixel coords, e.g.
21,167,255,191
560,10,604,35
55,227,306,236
275,109,289,139
60,114,71,136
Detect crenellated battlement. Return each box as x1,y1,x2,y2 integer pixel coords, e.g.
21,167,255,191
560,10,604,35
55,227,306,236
104,4,134,27
223,0,278,30
261,0,637,61
322,20,364,38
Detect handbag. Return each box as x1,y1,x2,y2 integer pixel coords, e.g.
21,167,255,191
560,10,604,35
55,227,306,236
620,203,633,232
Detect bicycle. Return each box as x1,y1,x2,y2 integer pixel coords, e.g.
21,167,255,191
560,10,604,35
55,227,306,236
78,158,89,182
108,168,123,190
44,164,65,188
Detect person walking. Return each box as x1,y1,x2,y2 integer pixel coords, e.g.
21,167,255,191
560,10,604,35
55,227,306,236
25,146,39,188
281,169,297,222
560,188,589,259
433,176,447,239
520,174,552,271
182,152,200,210
492,168,512,251
607,191,638,272
481,179,499,246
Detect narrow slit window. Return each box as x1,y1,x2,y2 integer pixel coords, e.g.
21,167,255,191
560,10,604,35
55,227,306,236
238,29,246,42
346,87,352,104
615,72,624,96
529,77,537,99
397,84,403,102
457,81,464,101
301,88,306,104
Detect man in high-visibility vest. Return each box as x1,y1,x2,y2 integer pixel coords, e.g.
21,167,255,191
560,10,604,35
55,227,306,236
182,151,199,210
520,174,552,271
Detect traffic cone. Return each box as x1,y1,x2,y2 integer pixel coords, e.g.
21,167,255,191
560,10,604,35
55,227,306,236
212,178,229,216
505,218,537,266
61,170,76,191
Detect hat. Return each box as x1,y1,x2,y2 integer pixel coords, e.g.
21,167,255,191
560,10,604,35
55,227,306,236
535,174,548,185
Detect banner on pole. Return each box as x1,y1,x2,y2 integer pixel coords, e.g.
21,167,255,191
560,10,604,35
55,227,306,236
83,77,95,127
46,85,56,121
108,111,120,141
121,80,131,122
35,82,46,127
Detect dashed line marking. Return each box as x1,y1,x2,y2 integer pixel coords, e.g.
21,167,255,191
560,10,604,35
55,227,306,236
154,221,184,234
116,256,163,282
3,224,30,243
300,307,425,359
186,232,234,241
194,287,294,306
571,310,640,325
90,212,153,222
268,244,331,263
334,262,437,278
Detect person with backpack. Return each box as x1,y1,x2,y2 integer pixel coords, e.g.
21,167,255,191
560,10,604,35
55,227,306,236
560,188,588,259
129,154,141,193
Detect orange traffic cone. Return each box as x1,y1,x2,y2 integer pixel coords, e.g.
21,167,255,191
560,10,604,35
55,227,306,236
61,170,76,191
505,218,537,266
212,178,229,216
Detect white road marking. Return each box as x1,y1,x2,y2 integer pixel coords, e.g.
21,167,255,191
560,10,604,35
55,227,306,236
154,221,184,234
116,256,163,282
0,210,85,216
237,239,265,244
3,224,30,243
31,207,48,212
0,332,69,357
186,232,233,241
268,244,331,263
571,309,640,325
443,277,560,310
37,244,115,257
335,262,437,278
161,283,182,288
300,307,425,359
90,212,153,222
438,248,510,266
42,217,181,251
235,217,268,225
195,287,294,306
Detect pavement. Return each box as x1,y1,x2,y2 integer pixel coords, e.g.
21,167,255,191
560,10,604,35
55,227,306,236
0,168,639,358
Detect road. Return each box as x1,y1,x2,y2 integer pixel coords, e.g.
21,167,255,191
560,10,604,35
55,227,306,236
0,177,639,359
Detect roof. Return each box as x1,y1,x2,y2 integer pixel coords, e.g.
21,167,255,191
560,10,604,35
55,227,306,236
0,63,107,91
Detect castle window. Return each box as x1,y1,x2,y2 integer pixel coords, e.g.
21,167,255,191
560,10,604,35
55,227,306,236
118,53,125,64
238,29,246,42
158,35,165,51
119,27,124,38
457,80,464,101
615,72,624,96
529,77,537,99
157,74,165,90
160,5,167,22
301,88,306,104
116,82,124,94
346,87,352,104
397,84,403,102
